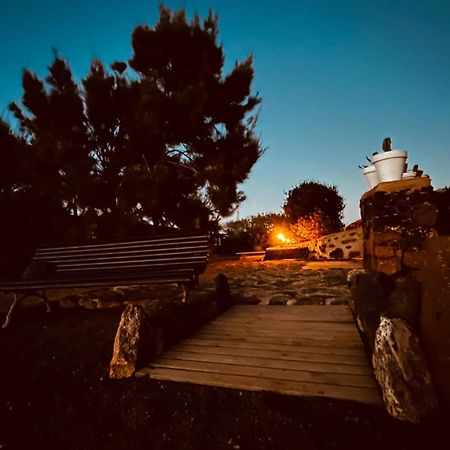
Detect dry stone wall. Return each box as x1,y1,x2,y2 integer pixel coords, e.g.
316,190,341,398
308,227,363,260
354,177,450,416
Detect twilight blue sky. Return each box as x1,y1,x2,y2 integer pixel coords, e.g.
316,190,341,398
1,0,450,223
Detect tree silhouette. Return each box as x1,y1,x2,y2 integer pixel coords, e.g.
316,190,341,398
1,5,262,249
283,181,345,239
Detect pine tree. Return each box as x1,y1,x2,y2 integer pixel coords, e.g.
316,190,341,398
1,5,263,244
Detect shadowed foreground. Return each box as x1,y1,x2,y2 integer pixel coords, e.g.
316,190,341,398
0,260,446,449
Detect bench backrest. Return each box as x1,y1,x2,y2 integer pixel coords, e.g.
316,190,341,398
32,232,209,277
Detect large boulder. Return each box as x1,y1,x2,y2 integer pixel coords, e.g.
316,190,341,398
372,316,438,424
109,304,147,379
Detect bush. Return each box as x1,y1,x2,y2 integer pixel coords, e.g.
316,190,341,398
284,181,345,241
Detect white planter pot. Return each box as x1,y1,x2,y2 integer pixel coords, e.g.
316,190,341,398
402,171,415,179
372,149,408,182
362,165,379,189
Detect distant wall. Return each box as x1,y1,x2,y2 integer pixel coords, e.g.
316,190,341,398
307,227,363,260
264,228,363,261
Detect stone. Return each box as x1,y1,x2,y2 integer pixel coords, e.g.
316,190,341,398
373,231,402,246
329,248,344,260
402,250,425,270
347,269,394,350
388,275,420,325
374,245,395,258
268,295,291,305
78,298,122,309
372,316,438,424
58,297,78,308
109,304,147,379
374,256,401,276
325,298,345,305
412,202,438,227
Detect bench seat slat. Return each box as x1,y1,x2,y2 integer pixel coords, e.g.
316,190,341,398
34,252,208,264
35,234,209,253
56,260,206,271
34,243,209,259
54,256,207,269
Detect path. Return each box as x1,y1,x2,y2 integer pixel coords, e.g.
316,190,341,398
137,304,381,405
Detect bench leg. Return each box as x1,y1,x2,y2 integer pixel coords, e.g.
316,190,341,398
1,291,51,328
180,284,191,303
40,290,51,313
2,293,22,328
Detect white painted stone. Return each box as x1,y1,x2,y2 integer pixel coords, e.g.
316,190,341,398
372,316,438,424
109,304,146,379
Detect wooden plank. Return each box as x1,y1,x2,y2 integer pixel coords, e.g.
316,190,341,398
161,349,372,376
195,330,360,342
212,310,353,321
225,305,352,314
189,332,365,349
180,337,366,357
151,358,376,388
201,321,360,335
220,309,353,321
201,318,358,330
195,328,359,344
172,342,370,366
220,306,353,323
141,367,381,405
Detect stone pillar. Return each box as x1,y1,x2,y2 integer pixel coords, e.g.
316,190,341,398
358,177,450,412
360,177,435,277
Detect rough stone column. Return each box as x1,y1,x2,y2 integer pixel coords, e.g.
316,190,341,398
358,177,450,412
360,177,434,277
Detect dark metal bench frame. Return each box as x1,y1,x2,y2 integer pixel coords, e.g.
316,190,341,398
0,232,209,327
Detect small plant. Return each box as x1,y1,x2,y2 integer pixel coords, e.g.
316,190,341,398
382,136,392,152
359,156,374,169
412,164,423,177
366,136,392,159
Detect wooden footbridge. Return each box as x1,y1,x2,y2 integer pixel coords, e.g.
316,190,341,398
137,305,381,405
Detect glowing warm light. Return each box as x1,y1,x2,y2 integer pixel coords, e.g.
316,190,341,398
276,232,291,244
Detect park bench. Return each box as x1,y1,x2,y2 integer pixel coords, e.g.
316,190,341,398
0,232,209,327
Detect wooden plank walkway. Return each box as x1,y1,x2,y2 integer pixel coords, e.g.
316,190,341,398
137,305,382,405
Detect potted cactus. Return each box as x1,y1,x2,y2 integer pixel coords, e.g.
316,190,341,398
372,137,408,182
360,156,379,189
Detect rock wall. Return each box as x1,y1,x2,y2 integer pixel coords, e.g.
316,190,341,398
360,177,442,275
420,234,450,410
264,227,363,261
308,227,363,260
356,177,450,414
